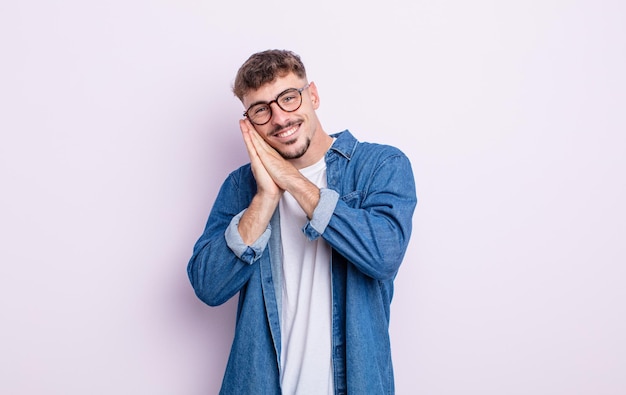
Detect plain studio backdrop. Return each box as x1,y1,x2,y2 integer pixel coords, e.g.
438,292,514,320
1,0,625,394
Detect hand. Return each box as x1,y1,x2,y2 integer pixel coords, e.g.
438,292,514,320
239,119,282,199
241,119,320,220
243,121,320,219
237,119,281,245
244,122,301,191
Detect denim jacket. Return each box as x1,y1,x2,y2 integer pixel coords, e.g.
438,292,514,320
188,130,417,394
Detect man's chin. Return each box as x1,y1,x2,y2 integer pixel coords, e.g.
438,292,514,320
277,138,311,160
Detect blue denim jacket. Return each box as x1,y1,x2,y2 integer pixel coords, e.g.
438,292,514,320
188,130,417,394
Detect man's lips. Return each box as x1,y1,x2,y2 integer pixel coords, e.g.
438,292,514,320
272,123,300,139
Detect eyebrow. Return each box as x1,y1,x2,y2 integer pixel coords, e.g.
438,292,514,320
246,87,297,109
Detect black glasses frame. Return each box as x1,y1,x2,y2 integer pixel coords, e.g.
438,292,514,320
243,84,310,125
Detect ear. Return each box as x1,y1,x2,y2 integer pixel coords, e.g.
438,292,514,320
308,81,320,110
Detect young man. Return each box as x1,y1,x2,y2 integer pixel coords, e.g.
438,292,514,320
188,49,417,394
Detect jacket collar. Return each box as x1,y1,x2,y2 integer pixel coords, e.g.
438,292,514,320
328,130,358,160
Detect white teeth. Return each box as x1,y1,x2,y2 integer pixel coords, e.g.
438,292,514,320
276,126,298,138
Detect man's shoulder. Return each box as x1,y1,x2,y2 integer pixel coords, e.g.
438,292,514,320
332,130,408,161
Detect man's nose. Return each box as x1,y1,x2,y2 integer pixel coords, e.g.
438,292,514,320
269,101,291,125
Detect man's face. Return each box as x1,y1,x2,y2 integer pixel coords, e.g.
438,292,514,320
242,73,320,161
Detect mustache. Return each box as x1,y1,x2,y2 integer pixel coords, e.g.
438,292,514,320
270,120,301,136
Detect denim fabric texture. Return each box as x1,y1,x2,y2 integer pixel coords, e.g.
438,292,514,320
188,130,417,395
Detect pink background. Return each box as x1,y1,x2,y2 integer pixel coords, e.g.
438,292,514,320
1,1,625,394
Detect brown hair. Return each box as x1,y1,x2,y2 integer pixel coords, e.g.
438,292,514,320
232,49,307,101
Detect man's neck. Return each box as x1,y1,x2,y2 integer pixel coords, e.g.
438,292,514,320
289,130,334,170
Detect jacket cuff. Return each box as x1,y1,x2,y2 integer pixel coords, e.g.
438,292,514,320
303,188,339,241
225,209,271,264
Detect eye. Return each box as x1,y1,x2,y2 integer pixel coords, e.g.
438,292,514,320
280,93,298,104
251,105,269,115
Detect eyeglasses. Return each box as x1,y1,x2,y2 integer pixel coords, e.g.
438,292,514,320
243,84,310,125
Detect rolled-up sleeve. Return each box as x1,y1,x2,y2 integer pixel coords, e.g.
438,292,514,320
225,209,271,264
303,188,339,240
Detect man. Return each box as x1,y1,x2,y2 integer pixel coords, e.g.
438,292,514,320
188,49,417,394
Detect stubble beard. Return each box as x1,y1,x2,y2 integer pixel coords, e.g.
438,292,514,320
277,136,311,160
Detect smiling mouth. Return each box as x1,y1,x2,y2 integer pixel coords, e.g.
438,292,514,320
273,124,300,139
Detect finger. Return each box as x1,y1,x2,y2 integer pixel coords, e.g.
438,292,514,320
241,119,273,156
239,118,253,138
248,126,280,160
239,119,261,162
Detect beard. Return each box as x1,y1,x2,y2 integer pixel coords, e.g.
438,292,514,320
276,136,311,159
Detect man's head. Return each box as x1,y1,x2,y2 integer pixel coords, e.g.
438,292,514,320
233,50,330,168
233,49,307,101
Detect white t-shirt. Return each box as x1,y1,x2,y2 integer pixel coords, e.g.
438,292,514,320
279,156,333,395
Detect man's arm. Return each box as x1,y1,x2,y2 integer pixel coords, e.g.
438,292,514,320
187,172,260,306
237,119,283,244
313,150,417,281
188,121,283,307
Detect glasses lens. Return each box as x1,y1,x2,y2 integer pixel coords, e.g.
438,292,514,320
247,104,271,125
276,89,302,112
